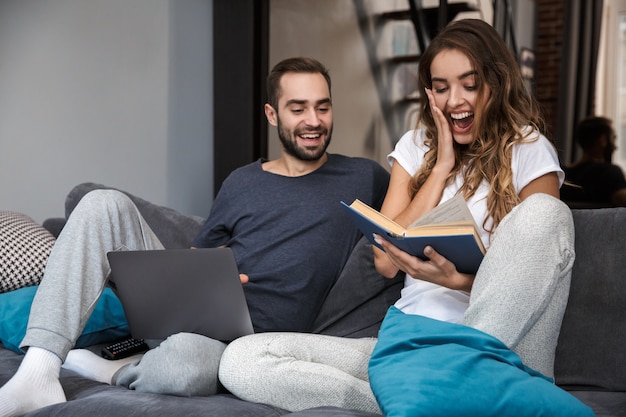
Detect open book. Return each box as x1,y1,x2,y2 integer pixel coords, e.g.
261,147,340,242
341,194,486,274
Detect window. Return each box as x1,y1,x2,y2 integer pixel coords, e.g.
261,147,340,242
597,0,626,169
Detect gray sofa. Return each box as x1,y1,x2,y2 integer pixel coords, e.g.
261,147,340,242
1,183,625,416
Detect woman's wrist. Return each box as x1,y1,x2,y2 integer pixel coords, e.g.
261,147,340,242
431,163,453,179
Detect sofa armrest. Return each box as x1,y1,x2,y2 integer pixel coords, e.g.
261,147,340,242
555,207,626,391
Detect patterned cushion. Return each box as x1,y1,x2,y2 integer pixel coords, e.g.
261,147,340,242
0,211,56,293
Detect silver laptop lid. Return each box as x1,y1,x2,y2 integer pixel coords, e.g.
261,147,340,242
107,248,254,342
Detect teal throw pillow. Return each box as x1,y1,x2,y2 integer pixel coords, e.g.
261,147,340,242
0,285,129,353
368,307,596,417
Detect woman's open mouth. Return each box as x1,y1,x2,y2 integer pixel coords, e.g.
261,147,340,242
450,112,474,134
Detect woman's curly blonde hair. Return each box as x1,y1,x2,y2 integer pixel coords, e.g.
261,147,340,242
412,19,547,232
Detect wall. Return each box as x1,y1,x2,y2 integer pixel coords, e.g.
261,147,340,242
535,0,565,143
0,0,538,223
0,0,213,223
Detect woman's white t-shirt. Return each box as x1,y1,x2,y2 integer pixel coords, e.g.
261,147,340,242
388,128,564,323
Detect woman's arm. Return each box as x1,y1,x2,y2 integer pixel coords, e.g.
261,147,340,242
519,172,560,200
375,89,456,278
374,162,450,278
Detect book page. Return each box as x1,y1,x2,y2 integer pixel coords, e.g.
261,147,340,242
408,194,475,228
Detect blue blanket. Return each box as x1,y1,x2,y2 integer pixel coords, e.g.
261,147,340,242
368,307,596,417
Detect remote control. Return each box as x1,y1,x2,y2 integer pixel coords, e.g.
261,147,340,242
102,338,149,360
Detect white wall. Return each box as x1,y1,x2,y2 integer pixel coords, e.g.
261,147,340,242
0,0,213,223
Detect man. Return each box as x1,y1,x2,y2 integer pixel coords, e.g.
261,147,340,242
0,57,390,417
562,116,626,207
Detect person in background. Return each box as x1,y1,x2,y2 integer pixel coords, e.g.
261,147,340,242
562,116,626,207
0,56,390,417
217,19,577,414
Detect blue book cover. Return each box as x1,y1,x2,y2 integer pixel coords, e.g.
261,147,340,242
341,197,485,275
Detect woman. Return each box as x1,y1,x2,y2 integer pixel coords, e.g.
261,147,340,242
218,19,575,414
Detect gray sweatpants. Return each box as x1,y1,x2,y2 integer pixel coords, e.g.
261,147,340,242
22,190,225,396
218,193,576,414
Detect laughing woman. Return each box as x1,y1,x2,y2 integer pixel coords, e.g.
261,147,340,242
218,19,593,416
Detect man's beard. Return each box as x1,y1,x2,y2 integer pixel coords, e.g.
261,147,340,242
277,119,333,161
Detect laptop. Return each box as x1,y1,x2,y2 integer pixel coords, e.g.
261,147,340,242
106,248,254,342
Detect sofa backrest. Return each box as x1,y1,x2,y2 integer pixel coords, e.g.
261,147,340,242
555,207,626,391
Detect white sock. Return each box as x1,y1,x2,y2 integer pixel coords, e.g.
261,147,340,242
0,347,66,417
62,349,143,384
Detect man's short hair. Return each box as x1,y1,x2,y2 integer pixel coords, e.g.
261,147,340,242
576,116,614,150
266,57,331,110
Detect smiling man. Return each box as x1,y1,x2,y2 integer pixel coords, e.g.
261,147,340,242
263,66,333,172
191,57,390,334
0,57,390,417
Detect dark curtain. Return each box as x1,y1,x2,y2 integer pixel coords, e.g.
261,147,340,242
556,0,604,164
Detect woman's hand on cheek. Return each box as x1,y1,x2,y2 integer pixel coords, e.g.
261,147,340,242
375,234,474,292
425,88,455,173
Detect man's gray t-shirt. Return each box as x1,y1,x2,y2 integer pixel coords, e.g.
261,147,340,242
192,154,389,332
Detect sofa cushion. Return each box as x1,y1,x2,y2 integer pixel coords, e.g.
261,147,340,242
312,237,403,338
555,208,626,391
0,211,56,293
369,307,595,417
0,285,129,353
0,346,382,417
